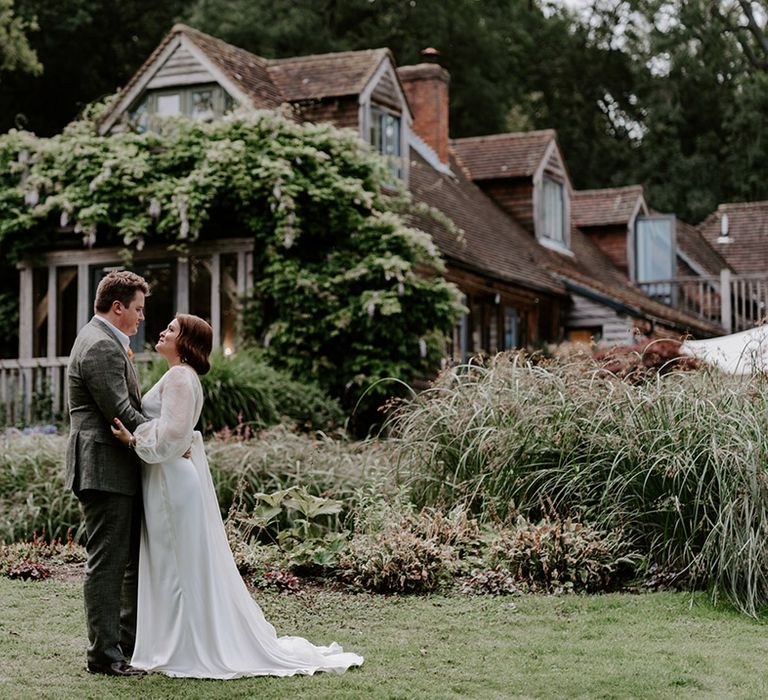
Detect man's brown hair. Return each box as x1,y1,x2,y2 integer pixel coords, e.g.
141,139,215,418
94,270,150,313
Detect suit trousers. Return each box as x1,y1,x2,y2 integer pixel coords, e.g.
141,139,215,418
79,489,141,666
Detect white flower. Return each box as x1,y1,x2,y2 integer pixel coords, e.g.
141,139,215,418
367,302,375,317
283,227,294,248
59,210,69,228
398,282,405,296
24,189,39,207
263,331,272,348
84,226,97,248
136,237,145,252
148,198,161,219
419,338,427,358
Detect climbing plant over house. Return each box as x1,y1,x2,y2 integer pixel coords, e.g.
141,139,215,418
0,106,463,417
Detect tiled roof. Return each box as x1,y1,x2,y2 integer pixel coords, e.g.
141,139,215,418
101,25,390,129
675,219,730,276
450,131,556,180
572,186,645,227
269,49,390,101
181,25,284,108
544,227,723,336
409,148,566,297
697,201,768,274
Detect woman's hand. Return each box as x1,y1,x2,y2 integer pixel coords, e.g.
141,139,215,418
111,417,136,449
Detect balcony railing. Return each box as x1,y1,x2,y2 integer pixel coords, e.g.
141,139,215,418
639,270,768,333
0,354,153,427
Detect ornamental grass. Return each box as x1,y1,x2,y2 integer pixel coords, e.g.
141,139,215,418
390,351,768,616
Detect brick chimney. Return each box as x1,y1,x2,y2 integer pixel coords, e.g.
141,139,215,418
398,56,450,165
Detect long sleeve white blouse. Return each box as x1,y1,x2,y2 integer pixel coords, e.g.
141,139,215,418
132,365,203,464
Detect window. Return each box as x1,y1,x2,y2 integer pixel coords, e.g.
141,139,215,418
130,85,235,132
635,215,675,302
156,93,181,117
503,307,519,350
635,216,675,283
541,176,565,244
369,106,402,177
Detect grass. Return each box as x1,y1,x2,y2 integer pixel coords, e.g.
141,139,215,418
392,354,768,615
3,577,768,699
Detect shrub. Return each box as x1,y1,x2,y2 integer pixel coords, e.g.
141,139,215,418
0,532,86,576
0,434,82,543
339,502,482,593
390,352,768,615
0,427,394,545
461,567,521,596
209,425,396,521
593,338,700,383
7,561,51,581
488,515,638,594
140,348,344,433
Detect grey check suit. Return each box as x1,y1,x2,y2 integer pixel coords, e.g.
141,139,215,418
66,317,147,667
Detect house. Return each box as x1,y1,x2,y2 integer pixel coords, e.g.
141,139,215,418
451,133,724,344
20,23,573,371
7,23,750,421
696,201,768,331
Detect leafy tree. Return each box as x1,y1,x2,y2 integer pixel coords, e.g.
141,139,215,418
0,109,463,420
0,0,186,135
0,0,42,79
188,0,555,138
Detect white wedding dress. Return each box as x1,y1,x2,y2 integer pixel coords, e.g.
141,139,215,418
129,364,363,678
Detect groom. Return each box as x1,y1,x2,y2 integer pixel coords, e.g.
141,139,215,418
65,270,149,676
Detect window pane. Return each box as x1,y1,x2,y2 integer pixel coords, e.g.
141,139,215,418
190,256,212,323
33,268,48,358
370,107,402,178
191,89,215,121
542,177,564,243
156,93,181,116
57,266,78,356
636,217,674,282
503,307,519,350
220,253,238,355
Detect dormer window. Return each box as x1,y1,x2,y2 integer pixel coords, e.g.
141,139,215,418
130,84,235,132
635,215,676,288
542,176,565,244
369,105,402,178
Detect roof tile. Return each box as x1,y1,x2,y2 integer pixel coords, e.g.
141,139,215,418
450,131,556,180
698,201,768,274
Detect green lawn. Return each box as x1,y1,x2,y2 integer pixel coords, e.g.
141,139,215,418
2,578,768,699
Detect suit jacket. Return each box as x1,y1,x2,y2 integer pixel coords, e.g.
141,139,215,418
65,317,146,495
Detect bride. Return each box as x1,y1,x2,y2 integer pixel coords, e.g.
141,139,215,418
111,313,363,678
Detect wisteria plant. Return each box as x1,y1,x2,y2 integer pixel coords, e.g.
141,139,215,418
0,105,463,417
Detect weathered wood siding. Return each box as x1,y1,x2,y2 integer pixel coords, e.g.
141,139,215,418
566,293,634,346
146,45,215,89
371,71,402,111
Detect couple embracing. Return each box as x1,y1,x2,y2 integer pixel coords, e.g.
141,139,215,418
66,270,363,679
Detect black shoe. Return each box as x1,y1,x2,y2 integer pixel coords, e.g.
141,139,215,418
87,661,146,677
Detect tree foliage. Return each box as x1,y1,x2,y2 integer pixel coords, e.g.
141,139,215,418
0,109,463,416
0,0,186,134
0,0,41,79
1,0,767,228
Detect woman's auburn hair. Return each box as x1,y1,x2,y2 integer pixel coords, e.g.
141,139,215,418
175,313,213,375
